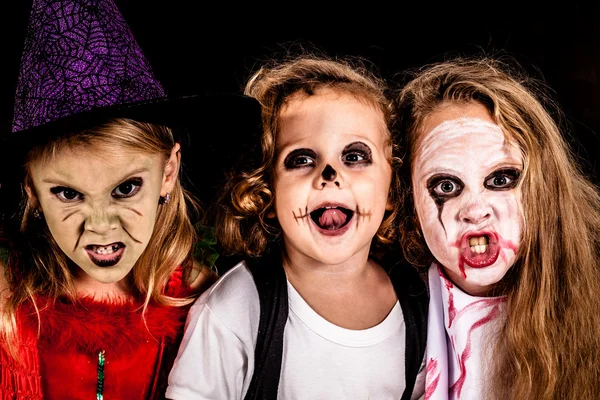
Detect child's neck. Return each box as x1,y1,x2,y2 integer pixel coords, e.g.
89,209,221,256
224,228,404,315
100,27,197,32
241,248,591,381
74,273,132,300
281,244,397,330
282,244,371,286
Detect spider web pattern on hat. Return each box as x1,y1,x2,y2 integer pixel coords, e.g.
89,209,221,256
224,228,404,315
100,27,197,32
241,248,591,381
12,0,165,133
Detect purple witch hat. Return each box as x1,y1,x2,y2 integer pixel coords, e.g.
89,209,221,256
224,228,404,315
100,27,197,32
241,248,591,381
3,0,261,208
12,0,167,133
8,0,260,143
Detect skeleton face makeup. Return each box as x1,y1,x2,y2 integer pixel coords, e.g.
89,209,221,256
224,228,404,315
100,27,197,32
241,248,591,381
28,143,178,291
412,103,523,296
273,88,392,267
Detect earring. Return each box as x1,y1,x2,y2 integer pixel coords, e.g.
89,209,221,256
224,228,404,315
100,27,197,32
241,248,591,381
159,192,171,205
33,209,42,219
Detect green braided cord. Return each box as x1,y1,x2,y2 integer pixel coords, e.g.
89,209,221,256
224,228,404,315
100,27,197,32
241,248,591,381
96,350,105,400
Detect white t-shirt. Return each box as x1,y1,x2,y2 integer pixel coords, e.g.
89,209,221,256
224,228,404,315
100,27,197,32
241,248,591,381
166,261,426,399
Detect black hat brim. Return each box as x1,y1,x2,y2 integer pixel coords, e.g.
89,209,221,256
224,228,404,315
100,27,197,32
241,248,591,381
2,93,263,211
8,92,262,147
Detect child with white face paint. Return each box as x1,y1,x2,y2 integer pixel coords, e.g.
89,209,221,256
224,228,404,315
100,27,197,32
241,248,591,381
396,56,600,399
412,109,523,297
0,0,260,398
167,51,428,400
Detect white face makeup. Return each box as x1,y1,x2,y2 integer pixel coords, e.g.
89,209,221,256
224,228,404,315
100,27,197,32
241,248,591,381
412,103,523,296
28,143,177,291
273,88,392,267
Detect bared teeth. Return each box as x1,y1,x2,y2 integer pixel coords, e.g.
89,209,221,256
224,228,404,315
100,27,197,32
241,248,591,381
468,236,489,254
471,244,488,254
91,244,119,255
468,236,488,246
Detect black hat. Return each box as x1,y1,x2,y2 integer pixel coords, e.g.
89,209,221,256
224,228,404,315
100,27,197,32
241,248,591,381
2,0,262,211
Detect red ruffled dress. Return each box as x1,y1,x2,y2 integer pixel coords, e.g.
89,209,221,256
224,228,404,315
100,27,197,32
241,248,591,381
0,268,193,399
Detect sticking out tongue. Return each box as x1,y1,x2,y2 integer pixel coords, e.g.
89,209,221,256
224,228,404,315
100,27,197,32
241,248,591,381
319,209,347,230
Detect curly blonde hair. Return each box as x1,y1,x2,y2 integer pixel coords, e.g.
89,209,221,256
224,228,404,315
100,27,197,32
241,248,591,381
396,55,600,399
216,50,401,258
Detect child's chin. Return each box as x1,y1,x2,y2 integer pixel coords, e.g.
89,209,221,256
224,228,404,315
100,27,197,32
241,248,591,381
464,267,511,291
87,267,132,285
313,252,356,266
75,259,135,284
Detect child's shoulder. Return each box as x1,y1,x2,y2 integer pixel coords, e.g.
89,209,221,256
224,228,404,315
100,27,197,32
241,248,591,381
190,260,261,335
201,261,258,304
185,260,263,344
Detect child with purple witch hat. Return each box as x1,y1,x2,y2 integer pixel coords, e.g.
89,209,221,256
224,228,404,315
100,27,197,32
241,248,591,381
0,0,261,398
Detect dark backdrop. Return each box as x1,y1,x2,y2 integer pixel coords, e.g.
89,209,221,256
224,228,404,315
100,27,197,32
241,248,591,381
2,2,599,181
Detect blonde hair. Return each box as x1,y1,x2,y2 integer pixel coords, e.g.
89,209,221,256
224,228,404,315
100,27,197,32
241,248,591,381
1,118,201,358
396,56,600,399
216,51,402,258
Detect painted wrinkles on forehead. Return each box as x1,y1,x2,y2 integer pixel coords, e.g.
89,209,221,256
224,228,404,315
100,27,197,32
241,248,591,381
414,118,512,238
36,147,158,192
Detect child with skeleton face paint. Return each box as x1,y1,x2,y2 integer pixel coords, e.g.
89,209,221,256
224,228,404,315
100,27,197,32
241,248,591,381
0,0,261,398
166,51,429,399
396,56,600,399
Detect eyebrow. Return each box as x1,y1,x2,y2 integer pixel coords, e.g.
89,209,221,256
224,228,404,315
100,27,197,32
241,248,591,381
421,160,523,178
42,167,151,186
417,166,459,179
342,141,372,153
282,148,317,164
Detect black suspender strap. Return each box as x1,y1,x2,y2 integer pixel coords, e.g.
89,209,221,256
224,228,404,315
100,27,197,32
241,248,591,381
243,252,288,400
389,261,429,400
245,252,428,400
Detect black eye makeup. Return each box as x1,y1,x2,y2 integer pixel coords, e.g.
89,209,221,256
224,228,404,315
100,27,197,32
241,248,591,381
427,174,464,203
50,186,83,202
426,173,463,235
341,141,372,165
112,177,143,199
484,168,521,190
283,148,317,170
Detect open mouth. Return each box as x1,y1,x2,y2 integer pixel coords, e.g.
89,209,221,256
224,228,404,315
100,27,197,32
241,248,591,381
309,205,354,234
85,242,125,267
461,232,500,268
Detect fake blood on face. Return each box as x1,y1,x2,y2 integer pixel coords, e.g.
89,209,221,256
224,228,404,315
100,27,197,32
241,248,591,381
452,233,518,278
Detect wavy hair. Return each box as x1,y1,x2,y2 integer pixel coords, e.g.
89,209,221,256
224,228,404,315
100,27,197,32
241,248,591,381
216,50,401,258
1,118,201,358
396,56,600,399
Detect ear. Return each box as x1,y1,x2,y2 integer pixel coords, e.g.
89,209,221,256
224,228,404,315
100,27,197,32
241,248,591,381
24,180,41,211
161,143,181,196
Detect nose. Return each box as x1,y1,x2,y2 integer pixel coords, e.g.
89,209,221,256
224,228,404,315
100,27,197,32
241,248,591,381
322,164,337,181
458,197,492,225
84,208,118,236
317,164,342,188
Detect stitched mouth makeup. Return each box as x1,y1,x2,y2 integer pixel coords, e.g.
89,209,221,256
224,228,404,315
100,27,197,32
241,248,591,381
85,242,126,267
308,203,355,236
459,231,500,268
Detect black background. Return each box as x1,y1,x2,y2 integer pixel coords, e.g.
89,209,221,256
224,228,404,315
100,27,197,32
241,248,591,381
2,1,600,183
